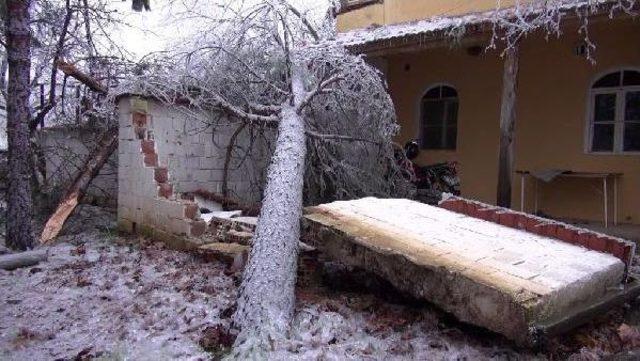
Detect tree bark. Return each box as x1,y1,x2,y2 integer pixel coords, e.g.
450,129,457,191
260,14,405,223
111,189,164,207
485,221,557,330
497,46,520,208
5,0,36,251
40,127,118,244
232,67,307,350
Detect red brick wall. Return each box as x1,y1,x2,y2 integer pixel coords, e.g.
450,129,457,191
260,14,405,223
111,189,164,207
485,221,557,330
439,195,635,276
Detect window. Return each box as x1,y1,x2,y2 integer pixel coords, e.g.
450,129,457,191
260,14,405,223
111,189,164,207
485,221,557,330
420,85,458,150
589,69,640,153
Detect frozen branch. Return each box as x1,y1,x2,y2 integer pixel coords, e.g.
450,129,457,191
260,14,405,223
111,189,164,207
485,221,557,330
305,130,379,144
56,60,108,94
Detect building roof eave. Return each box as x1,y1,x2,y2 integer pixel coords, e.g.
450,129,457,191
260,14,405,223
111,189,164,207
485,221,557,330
335,0,634,56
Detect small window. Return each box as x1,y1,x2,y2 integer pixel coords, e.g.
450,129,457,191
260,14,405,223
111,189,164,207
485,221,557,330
420,85,458,150
589,70,640,153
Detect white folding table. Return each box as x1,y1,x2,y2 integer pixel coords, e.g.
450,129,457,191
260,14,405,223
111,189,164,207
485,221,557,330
517,170,622,228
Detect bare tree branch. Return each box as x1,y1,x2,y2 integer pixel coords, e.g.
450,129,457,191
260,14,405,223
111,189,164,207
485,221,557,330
31,0,74,132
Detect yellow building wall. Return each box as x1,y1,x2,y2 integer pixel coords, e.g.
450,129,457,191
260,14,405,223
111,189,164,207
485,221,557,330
338,0,521,32
386,42,503,205
515,18,640,224
384,18,640,225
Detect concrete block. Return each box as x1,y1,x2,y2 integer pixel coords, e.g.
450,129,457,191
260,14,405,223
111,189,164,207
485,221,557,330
130,98,149,113
304,198,626,346
158,183,173,199
117,218,135,234
188,144,205,157
155,167,169,183
162,200,187,219
190,220,207,237
187,157,200,169
195,169,210,182
117,205,133,221
144,153,158,167
172,117,184,132
168,217,191,236
142,210,157,226
141,140,155,154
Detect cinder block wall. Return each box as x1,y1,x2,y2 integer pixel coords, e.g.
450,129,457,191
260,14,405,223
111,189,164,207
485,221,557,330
144,100,269,202
117,96,270,243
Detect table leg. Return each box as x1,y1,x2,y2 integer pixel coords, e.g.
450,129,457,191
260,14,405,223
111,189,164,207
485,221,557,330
603,177,608,228
534,178,538,214
520,174,525,212
614,175,618,226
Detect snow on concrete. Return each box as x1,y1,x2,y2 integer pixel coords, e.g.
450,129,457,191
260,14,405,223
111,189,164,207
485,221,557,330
309,197,626,337
316,198,624,295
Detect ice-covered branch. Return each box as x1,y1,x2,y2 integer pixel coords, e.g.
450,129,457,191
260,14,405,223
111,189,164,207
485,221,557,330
305,130,379,144
486,0,637,59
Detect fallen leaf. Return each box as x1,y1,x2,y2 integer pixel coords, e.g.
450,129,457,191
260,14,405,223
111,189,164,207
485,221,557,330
618,323,640,347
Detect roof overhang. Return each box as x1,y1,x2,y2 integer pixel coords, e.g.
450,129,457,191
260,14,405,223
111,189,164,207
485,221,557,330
335,0,635,56
337,0,383,15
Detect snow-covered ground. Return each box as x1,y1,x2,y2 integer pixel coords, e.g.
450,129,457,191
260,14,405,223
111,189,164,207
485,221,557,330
0,206,639,360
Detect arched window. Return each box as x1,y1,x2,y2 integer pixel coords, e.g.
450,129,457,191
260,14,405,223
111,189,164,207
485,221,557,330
589,69,640,153
420,85,458,150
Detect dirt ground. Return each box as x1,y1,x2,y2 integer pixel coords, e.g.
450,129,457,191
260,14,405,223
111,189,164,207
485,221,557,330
1,206,640,360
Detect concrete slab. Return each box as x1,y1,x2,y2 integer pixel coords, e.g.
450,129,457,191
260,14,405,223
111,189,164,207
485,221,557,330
303,198,626,346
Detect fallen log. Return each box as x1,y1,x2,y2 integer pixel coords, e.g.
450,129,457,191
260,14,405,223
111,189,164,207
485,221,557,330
40,127,118,244
0,250,47,270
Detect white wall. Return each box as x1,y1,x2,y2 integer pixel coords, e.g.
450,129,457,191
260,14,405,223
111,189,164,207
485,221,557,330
147,101,271,202
117,96,272,240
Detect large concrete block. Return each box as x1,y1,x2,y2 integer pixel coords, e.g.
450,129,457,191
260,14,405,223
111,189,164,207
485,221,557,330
303,198,626,346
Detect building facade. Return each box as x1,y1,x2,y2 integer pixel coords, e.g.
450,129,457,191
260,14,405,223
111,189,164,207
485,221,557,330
337,0,640,226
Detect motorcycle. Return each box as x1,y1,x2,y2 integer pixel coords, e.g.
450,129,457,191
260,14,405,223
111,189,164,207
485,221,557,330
395,141,461,204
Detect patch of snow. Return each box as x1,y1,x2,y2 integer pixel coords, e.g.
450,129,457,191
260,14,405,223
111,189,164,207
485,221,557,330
0,236,235,360
194,195,223,213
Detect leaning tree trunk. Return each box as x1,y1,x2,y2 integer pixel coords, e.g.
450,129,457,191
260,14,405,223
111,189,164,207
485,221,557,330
5,0,35,251
232,69,307,352
40,127,118,244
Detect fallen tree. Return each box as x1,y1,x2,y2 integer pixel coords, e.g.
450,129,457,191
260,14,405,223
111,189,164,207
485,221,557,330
127,0,409,356
40,127,118,244
37,57,118,244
